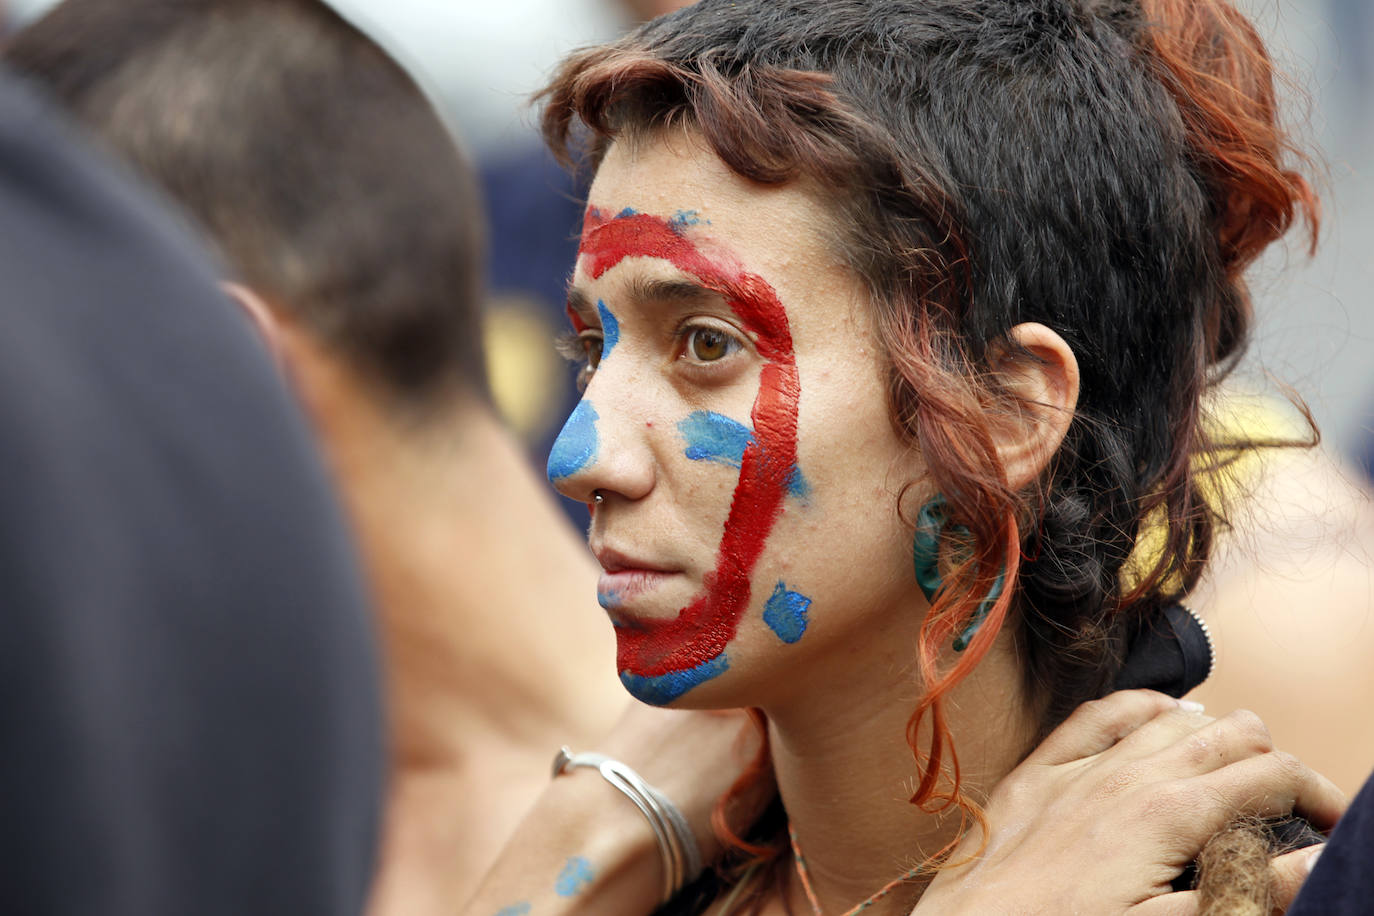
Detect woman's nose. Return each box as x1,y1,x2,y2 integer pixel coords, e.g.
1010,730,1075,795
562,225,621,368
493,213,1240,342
546,387,656,505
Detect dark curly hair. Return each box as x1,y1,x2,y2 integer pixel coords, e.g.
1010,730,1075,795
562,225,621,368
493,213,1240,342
539,0,1318,881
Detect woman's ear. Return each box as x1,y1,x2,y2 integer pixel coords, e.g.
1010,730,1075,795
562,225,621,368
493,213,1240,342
221,281,289,372
988,322,1079,490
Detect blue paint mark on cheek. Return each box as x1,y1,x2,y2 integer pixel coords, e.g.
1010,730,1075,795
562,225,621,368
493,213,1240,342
493,904,531,916
763,582,812,644
677,411,810,499
679,410,751,465
669,209,707,230
619,654,730,705
555,857,596,897
547,400,599,482
596,299,620,360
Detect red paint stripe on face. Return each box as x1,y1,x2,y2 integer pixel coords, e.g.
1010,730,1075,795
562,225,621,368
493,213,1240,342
565,304,589,333
579,207,800,677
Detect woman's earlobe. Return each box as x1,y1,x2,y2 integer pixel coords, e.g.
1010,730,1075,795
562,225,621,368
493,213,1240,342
990,322,1080,489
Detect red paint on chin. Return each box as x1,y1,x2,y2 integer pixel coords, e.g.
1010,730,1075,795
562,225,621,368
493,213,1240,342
579,207,800,678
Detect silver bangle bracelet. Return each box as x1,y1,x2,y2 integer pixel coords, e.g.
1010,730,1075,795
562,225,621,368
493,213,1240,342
552,746,704,904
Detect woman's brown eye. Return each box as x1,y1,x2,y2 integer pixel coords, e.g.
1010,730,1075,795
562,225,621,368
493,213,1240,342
688,327,736,362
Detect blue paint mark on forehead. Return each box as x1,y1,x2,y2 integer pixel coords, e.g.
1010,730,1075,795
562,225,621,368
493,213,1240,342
763,582,812,644
494,905,532,916
619,653,729,705
677,411,810,499
596,299,620,360
547,400,599,482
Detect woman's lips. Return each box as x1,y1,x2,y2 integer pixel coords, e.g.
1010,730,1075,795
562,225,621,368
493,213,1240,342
597,569,674,611
593,546,680,615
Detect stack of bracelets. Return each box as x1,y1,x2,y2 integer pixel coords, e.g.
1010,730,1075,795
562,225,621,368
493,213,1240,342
552,746,704,903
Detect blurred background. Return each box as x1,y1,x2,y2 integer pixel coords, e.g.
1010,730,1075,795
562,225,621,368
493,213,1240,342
8,0,1373,489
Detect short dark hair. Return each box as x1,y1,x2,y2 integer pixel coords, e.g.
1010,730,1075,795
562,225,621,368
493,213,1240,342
6,0,488,413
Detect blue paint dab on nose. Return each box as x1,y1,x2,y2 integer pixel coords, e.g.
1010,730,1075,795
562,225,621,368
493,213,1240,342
619,653,729,705
597,299,620,360
555,857,595,897
676,411,810,499
615,206,639,219
547,400,599,482
763,582,812,644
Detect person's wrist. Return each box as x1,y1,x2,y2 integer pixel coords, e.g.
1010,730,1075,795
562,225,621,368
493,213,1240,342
543,756,670,910
553,746,703,904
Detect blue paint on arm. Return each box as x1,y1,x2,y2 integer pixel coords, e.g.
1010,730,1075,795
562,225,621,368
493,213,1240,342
547,400,599,482
677,411,810,499
493,904,531,916
596,299,620,360
555,857,596,897
619,653,730,705
763,582,812,644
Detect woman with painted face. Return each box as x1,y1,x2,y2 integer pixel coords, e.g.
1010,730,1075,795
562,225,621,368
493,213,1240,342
484,1,1346,913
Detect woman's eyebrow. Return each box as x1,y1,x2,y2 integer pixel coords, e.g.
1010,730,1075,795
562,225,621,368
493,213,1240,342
625,276,720,308
566,275,723,323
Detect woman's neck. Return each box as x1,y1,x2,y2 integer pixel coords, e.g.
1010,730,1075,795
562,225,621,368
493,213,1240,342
763,616,1037,916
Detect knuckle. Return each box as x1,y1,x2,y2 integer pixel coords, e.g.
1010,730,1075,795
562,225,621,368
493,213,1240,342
1076,689,1169,737
1179,730,1221,770
1268,749,1304,782
1224,708,1273,752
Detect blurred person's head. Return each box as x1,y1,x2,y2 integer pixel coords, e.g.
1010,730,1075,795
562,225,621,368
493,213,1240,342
4,1,629,902
5,0,488,429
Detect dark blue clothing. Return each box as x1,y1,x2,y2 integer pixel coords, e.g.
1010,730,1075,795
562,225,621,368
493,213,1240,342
0,70,383,915
481,144,590,530
1290,768,1374,916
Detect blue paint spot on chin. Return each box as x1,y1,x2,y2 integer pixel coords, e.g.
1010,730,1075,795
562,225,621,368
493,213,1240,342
597,299,620,360
677,411,810,499
619,653,729,705
764,582,812,644
615,206,639,219
547,401,599,482
597,589,622,610
555,857,596,897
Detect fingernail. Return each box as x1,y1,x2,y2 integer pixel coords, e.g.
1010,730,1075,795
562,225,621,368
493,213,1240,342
1306,845,1324,874
1177,699,1205,714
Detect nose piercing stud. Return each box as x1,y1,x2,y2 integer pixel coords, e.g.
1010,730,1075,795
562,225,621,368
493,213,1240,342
593,491,605,505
